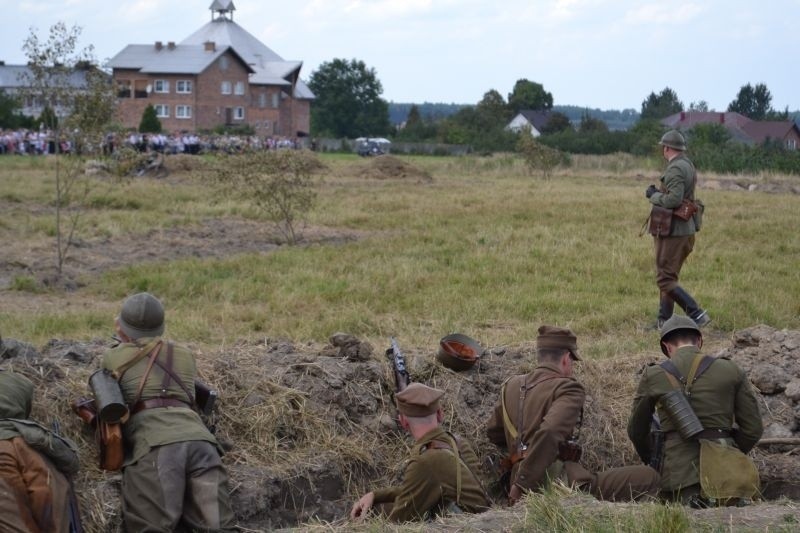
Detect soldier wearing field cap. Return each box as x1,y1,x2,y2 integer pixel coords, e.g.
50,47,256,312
646,130,710,329
627,314,763,506
350,382,490,522
101,292,236,532
487,325,660,504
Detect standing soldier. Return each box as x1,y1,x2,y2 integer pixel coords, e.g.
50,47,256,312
627,315,763,506
0,371,81,532
350,383,490,522
487,325,659,504
102,292,236,532
646,130,710,329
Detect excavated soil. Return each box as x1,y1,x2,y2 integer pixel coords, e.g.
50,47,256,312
351,155,433,182
1,326,799,531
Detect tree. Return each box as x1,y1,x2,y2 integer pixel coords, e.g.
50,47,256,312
0,90,34,129
507,79,553,113
405,104,422,129
19,22,116,276
308,58,390,138
209,150,320,244
139,104,162,133
516,134,567,178
640,87,683,120
728,83,774,120
688,100,710,112
578,111,608,133
476,89,510,125
540,112,572,134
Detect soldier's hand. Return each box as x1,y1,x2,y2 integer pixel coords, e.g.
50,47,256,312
508,484,523,506
646,184,658,198
350,491,375,520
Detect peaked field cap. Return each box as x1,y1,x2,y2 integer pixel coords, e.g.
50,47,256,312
395,383,444,417
537,325,581,360
118,292,165,340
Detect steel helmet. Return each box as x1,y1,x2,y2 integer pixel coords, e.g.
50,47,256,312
659,314,701,355
659,130,687,151
118,292,165,339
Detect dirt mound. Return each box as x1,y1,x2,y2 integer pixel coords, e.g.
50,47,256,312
356,155,433,182
1,328,799,531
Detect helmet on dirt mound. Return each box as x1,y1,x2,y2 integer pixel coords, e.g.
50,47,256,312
659,130,687,151
118,292,165,340
437,333,483,371
659,314,701,355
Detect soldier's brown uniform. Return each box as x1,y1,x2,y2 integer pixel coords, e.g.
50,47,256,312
103,338,235,532
0,372,79,533
373,425,490,522
627,345,763,499
487,362,659,501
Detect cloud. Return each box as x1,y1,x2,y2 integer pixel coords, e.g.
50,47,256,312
624,2,704,25
115,0,160,23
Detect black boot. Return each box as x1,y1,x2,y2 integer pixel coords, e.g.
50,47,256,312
656,292,674,329
668,286,711,327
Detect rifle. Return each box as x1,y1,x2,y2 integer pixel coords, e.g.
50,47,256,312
649,414,665,473
385,337,411,392
52,421,84,533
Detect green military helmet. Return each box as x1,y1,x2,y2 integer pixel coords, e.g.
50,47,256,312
659,314,701,355
659,130,687,151
118,292,165,340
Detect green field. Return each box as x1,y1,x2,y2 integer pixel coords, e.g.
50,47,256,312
1,153,798,356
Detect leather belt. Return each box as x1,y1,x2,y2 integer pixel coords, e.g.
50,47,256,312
132,397,191,415
664,428,731,442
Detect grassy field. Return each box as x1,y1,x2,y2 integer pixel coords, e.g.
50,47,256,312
1,152,798,358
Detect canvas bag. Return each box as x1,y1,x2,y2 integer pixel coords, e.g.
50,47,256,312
699,438,760,500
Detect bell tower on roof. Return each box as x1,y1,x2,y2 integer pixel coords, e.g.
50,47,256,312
210,0,236,21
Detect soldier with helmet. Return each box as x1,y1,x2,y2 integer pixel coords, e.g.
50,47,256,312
627,315,763,506
350,382,490,522
487,325,660,504
102,292,236,532
646,130,710,329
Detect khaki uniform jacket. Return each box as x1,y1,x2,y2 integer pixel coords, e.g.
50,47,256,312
102,337,217,466
486,362,583,491
372,426,489,522
627,346,763,491
649,152,697,236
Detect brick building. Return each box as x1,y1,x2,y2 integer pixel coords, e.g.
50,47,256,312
107,0,313,136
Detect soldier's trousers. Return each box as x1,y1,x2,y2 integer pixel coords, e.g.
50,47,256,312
0,436,71,533
563,462,660,502
121,440,236,533
653,235,694,292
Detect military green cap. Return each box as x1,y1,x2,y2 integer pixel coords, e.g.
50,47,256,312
659,130,687,151
396,383,444,417
659,314,701,355
118,292,165,340
537,325,581,361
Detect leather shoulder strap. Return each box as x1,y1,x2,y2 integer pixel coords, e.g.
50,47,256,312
685,355,715,395
153,342,195,405
500,378,518,440
131,342,163,408
659,360,685,390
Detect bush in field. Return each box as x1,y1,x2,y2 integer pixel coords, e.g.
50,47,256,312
209,150,322,244
517,133,569,178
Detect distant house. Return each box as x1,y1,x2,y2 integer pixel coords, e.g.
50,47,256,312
506,110,552,137
661,111,800,150
107,0,313,136
0,62,94,119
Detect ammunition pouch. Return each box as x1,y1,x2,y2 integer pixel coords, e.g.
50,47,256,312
648,206,672,236
673,198,698,221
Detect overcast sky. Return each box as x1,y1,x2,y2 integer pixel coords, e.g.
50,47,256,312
2,0,798,112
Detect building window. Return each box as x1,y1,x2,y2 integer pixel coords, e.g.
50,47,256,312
154,104,169,118
221,81,232,95
234,81,245,95
176,105,192,119
234,107,245,120
271,93,279,108
176,80,192,94
258,92,267,108
153,80,169,93
787,138,797,150
219,56,229,70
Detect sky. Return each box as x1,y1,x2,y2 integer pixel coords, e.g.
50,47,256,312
2,0,799,112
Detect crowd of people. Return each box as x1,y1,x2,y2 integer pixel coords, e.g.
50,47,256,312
0,127,305,156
